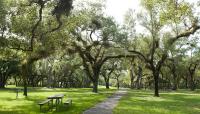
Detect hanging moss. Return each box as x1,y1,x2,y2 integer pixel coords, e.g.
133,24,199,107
52,0,73,17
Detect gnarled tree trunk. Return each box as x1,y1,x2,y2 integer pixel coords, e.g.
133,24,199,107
105,79,109,89
21,59,29,96
92,67,100,93
92,79,98,93
130,66,135,89
153,70,159,97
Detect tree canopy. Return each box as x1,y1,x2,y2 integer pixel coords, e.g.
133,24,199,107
0,0,200,97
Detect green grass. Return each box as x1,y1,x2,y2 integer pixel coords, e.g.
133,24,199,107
114,89,200,114
0,86,116,114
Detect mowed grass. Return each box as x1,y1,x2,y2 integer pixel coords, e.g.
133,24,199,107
114,89,200,114
0,86,116,114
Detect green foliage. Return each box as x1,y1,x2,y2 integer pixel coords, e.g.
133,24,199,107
159,1,193,25
0,0,7,25
0,0,200,101
0,60,19,75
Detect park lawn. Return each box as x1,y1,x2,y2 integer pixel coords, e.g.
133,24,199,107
0,86,116,114
114,89,200,114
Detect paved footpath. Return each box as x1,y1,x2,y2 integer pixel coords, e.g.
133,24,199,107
83,89,127,114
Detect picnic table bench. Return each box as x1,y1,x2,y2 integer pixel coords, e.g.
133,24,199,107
64,99,72,105
38,99,52,111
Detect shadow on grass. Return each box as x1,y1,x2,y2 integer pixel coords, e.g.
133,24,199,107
0,111,23,114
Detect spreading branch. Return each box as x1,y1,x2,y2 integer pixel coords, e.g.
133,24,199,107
128,50,149,62
102,54,135,64
171,21,200,43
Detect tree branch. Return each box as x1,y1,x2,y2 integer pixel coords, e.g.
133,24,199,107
29,0,45,51
171,21,200,43
102,54,135,64
128,50,149,62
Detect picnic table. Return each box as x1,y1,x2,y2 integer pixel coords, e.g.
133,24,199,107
47,94,65,109
38,93,72,112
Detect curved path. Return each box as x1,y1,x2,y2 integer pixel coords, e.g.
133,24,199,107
83,89,127,114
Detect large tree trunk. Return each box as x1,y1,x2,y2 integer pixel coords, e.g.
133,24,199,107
92,68,100,93
14,76,18,87
105,80,109,89
0,75,6,88
190,82,195,91
0,81,6,88
185,76,188,88
130,67,134,89
172,72,177,90
103,76,110,89
117,77,119,90
21,58,34,96
136,66,142,89
23,80,28,96
0,70,9,88
188,73,196,91
21,60,28,97
171,63,178,90
129,59,135,89
188,63,198,91
153,71,159,97
92,80,98,93
190,75,195,91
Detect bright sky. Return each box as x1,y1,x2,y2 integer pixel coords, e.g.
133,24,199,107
105,0,199,24
105,0,141,24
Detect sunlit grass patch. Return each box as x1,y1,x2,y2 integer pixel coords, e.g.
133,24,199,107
114,89,200,114
0,87,116,114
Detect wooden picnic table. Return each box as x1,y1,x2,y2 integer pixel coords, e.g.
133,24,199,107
47,94,65,109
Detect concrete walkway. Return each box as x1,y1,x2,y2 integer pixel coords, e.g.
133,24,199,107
83,89,127,114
